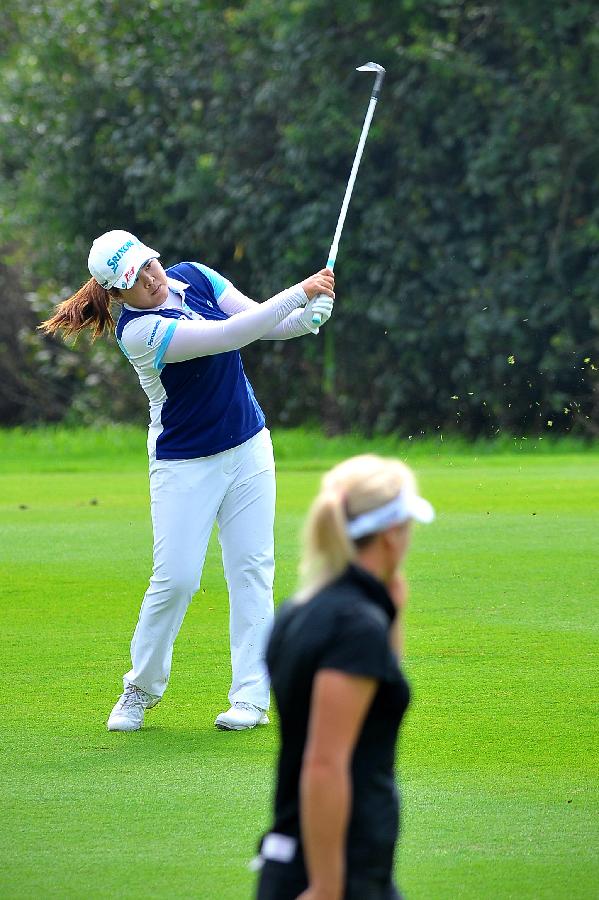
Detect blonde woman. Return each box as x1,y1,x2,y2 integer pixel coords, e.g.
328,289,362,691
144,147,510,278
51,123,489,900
40,230,334,732
255,454,434,900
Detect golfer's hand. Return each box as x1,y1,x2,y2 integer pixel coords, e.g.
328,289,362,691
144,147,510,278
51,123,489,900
301,268,335,300
300,295,334,331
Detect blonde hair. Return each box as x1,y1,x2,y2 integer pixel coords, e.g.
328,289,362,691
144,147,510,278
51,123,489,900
38,278,120,340
299,454,417,597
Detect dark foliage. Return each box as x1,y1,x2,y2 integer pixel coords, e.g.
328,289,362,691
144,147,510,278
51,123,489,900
1,0,597,435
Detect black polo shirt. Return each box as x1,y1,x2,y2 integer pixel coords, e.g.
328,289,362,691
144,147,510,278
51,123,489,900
265,563,411,879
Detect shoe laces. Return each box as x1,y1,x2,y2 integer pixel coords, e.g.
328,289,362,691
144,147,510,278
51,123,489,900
120,686,151,709
234,702,263,713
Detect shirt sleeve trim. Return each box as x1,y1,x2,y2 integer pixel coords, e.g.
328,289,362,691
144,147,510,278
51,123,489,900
154,321,178,371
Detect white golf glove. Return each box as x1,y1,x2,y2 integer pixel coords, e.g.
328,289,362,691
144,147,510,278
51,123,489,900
300,294,334,333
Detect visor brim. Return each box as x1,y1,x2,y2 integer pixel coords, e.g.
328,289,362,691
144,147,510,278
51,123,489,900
406,495,435,524
110,246,160,290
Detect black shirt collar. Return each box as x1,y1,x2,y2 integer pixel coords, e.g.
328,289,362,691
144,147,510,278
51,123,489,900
341,563,397,623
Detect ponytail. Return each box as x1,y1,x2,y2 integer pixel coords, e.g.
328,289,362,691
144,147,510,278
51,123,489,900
298,486,356,598
38,278,117,340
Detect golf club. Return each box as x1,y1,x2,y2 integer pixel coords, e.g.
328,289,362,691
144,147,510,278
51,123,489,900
312,61,386,325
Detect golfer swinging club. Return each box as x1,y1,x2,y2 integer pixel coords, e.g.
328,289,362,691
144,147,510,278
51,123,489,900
40,230,335,731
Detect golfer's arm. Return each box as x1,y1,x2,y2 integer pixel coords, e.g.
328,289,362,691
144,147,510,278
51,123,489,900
217,285,314,339
162,285,307,362
300,670,377,900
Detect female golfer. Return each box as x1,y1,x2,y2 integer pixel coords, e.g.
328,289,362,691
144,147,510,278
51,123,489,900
255,454,434,900
40,230,334,732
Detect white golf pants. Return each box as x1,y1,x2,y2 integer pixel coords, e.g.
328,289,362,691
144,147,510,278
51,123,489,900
123,428,275,710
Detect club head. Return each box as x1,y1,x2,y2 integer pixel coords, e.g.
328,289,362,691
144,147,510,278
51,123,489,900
356,63,387,72
356,62,386,74
356,62,386,97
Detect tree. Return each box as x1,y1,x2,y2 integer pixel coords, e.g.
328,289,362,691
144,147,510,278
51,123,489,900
1,0,597,434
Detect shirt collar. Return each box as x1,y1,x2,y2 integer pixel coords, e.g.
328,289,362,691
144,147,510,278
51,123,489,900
342,563,397,622
166,276,189,293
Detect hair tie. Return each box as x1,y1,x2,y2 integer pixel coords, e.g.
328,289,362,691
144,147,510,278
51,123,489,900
324,483,348,513
333,485,350,517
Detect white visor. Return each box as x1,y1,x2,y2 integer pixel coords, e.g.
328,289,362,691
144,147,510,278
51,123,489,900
346,490,435,540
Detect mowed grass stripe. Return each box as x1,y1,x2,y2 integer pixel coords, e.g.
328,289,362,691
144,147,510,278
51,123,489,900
0,430,597,898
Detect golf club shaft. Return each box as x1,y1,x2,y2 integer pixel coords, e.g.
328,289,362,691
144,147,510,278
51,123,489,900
313,67,385,325
327,94,380,269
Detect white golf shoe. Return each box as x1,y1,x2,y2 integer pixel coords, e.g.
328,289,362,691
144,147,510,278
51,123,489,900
106,685,160,732
214,702,269,731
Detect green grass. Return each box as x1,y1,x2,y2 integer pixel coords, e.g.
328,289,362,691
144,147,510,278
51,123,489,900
1,427,597,899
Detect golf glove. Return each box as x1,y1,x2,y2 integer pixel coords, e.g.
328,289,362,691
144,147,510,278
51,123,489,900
301,294,334,333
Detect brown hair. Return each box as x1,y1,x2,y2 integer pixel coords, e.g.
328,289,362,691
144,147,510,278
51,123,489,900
298,454,417,598
38,278,120,340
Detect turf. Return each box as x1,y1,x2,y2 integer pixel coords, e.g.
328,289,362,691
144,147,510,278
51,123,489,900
0,428,597,899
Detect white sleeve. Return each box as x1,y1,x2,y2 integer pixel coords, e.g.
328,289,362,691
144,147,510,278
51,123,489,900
217,284,316,340
162,284,308,363
118,315,180,371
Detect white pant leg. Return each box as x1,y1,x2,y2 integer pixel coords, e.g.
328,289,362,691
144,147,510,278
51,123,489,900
217,429,276,710
124,456,226,698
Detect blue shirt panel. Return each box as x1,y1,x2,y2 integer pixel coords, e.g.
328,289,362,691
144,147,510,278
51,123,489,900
189,262,229,300
116,261,265,459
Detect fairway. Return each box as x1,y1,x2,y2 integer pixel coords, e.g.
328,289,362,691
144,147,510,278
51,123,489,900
1,429,597,899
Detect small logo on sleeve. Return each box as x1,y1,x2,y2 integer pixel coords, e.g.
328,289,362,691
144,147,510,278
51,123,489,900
147,321,160,347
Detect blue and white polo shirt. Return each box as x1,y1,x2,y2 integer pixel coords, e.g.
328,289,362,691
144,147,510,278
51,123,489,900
115,262,265,460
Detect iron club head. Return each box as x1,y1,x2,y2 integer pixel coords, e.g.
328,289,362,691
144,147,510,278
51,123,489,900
356,62,386,74
356,61,386,96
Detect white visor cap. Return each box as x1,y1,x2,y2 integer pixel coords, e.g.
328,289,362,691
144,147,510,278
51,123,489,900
88,230,160,290
346,489,435,541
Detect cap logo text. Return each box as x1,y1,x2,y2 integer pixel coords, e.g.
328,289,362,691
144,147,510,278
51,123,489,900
107,240,135,274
